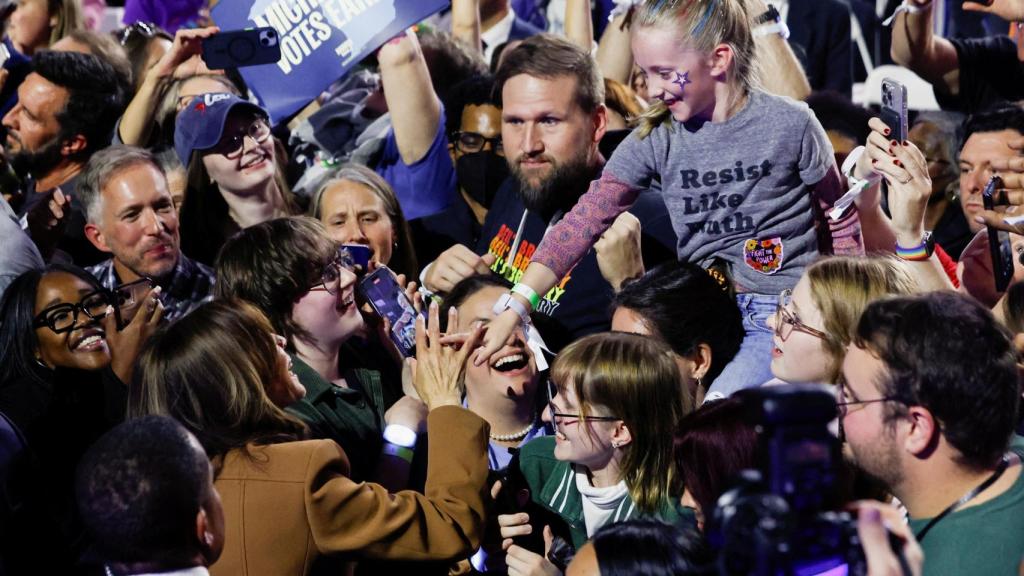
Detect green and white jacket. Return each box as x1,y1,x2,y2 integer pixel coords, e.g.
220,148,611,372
517,436,694,549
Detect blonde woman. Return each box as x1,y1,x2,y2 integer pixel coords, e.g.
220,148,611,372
767,256,918,385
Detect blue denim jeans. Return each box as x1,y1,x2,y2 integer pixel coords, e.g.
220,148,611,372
705,292,777,400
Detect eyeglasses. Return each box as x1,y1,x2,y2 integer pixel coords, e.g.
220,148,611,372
117,21,160,46
836,382,900,417
309,249,355,295
774,289,828,342
33,290,112,334
545,379,620,430
452,131,504,155
212,118,272,159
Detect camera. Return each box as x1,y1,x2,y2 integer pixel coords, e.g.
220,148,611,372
708,384,868,576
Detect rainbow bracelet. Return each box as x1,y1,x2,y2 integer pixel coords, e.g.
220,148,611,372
895,240,930,261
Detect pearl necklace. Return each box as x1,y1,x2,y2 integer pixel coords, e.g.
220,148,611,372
489,418,536,442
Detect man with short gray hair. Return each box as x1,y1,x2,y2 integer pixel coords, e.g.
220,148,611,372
80,145,213,321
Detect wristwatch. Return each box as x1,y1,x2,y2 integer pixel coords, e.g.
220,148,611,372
895,231,935,261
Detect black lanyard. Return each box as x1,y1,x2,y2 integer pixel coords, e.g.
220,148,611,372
914,455,1010,542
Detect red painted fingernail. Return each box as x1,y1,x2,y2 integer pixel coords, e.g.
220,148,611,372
890,140,898,147
902,140,909,147
883,127,891,136
894,159,903,167
871,159,877,164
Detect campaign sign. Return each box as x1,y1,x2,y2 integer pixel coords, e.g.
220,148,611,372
211,0,449,123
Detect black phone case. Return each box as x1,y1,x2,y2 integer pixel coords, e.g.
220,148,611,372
879,107,906,144
983,178,1013,292
201,28,281,70
492,451,575,557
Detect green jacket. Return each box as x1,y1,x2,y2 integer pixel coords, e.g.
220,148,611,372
285,354,397,482
517,436,693,549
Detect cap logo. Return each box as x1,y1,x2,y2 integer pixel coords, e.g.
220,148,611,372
203,93,232,107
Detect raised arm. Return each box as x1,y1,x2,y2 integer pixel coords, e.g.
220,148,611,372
889,0,960,95
309,304,490,560
378,30,442,165
118,26,219,146
564,0,595,52
474,172,642,364
451,0,483,56
747,0,811,101
855,117,955,292
596,11,636,85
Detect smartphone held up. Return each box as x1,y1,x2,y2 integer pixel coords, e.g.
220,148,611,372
880,78,908,143
358,266,423,358
202,27,282,70
982,175,1014,293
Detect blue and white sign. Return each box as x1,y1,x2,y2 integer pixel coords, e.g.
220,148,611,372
212,0,449,122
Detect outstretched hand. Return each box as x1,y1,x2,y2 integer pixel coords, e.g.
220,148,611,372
472,307,521,367
409,301,482,409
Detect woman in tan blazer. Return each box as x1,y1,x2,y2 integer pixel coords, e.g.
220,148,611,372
129,299,490,576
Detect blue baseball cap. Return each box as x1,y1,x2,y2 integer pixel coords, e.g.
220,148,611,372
174,92,267,168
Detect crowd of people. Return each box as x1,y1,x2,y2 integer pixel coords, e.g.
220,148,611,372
1,0,1024,574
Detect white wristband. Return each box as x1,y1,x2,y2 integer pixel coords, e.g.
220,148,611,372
841,146,882,188
492,292,531,326
752,21,790,39
383,424,417,448
882,0,932,26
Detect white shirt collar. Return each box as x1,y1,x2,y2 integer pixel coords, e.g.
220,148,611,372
481,8,517,64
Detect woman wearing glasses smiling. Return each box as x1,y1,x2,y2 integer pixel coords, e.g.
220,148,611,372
496,332,690,575
174,93,299,266
0,263,161,570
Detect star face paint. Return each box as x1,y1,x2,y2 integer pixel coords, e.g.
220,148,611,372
671,70,691,93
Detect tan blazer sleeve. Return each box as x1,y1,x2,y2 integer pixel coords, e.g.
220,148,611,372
305,405,490,561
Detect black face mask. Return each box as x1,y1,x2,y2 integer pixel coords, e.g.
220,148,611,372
456,152,510,209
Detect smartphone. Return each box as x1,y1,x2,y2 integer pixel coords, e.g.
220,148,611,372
358,266,422,357
983,175,1013,293
201,27,281,70
343,244,372,271
880,78,908,143
111,277,154,329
